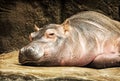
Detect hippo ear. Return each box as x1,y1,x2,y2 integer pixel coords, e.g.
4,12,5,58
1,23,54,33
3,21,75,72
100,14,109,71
29,31,39,41
62,19,70,32
34,24,40,31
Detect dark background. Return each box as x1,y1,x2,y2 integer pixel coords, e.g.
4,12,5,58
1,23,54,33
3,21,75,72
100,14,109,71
0,0,120,54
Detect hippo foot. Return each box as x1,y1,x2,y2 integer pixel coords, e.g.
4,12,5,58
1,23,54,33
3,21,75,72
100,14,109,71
88,53,120,69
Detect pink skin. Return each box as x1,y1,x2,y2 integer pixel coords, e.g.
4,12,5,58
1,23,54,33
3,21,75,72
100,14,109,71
19,11,120,68
25,23,120,68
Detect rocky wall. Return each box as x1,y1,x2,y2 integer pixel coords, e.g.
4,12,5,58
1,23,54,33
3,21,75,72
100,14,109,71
0,0,120,53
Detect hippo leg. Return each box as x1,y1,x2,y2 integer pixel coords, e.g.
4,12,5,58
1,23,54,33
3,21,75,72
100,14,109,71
88,53,120,68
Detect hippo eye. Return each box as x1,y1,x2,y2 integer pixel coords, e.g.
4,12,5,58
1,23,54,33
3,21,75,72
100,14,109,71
45,29,57,39
46,32,56,39
48,33,55,36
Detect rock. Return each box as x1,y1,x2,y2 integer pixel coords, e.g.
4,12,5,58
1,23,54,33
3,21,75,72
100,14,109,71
0,0,120,54
0,0,61,53
60,0,120,21
0,51,120,81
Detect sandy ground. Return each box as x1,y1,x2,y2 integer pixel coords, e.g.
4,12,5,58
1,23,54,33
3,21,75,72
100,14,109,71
0,51,120,81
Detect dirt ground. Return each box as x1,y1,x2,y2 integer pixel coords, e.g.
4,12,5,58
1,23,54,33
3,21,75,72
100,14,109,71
0,51,120,81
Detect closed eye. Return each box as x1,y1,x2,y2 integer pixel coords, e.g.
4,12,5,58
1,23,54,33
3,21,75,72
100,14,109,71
49,33,55,35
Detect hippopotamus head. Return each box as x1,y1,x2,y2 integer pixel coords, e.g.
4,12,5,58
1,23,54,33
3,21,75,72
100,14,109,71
19,20,73,66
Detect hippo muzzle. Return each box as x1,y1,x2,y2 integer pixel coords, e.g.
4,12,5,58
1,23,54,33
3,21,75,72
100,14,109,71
19,42,44,64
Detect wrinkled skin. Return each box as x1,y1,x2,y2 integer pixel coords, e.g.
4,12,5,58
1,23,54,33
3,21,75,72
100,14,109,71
19,11,120,68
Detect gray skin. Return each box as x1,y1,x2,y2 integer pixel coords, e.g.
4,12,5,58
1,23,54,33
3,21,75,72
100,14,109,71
19,11,120,68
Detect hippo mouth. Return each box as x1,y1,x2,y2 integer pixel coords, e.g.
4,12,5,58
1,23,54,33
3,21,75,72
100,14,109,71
19,44,45,64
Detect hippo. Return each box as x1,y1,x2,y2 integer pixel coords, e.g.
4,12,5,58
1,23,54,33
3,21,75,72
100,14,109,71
19,11,120,68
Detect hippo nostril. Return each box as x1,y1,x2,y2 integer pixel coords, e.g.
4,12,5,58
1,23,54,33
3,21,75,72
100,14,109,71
20,47,25,54
19,45,44,64
25,47,40,60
